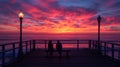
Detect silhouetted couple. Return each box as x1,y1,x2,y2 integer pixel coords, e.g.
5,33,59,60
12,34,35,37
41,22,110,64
48,40,62,57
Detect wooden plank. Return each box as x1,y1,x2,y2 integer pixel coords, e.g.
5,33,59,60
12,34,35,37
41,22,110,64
9,49,120,67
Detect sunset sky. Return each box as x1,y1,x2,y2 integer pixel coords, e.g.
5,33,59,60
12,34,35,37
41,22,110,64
0,0,120,34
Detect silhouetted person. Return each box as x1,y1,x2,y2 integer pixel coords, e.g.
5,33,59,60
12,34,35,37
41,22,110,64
56,40,62,57
48,40,53,57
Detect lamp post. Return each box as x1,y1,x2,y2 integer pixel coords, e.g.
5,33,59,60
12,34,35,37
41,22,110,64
97,15,101,53
18,12,24,57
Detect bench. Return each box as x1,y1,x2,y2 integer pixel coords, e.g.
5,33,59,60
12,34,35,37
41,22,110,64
45,50,71,57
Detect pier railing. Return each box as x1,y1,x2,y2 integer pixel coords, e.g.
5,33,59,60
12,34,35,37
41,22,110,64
89,40,120,60
0,40,120,67
0,40,36,67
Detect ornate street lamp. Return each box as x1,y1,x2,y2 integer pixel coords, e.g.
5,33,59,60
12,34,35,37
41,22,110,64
18,12,24,57
97,15,101,53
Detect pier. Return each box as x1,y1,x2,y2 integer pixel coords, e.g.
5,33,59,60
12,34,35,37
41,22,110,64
0,40,120,67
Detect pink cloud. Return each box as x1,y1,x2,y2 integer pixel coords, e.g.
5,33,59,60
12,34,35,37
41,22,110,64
0,0,120,34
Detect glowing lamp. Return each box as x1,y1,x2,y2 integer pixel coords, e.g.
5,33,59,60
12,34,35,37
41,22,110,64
18,12,24,19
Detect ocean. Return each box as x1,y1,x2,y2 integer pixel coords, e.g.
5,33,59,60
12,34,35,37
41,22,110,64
0,33,120,44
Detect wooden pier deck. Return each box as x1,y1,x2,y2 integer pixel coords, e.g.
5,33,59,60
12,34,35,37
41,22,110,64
9,49,120,67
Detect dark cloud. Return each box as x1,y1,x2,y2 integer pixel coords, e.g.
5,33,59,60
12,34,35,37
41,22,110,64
73,24,80,28
110,26,120,31
105,26,120,31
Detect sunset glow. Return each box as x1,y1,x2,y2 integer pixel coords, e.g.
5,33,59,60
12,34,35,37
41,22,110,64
0,0,120,34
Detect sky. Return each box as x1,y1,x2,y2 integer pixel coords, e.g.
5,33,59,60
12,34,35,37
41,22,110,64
0,0,120,34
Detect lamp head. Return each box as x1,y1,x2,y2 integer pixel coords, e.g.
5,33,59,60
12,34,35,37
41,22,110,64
18,12,24,19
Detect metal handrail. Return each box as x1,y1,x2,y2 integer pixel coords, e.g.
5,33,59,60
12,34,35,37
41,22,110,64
0,39,120,67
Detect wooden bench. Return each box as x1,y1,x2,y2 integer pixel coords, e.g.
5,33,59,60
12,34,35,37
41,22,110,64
45,50,71,57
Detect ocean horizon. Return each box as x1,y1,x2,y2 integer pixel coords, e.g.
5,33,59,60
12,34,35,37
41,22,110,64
0,33,120,44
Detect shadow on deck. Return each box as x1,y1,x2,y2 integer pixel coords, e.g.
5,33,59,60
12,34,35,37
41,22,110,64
9,49,120,67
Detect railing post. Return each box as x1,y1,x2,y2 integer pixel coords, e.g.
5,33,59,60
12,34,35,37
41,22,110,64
95,41,98,50
104,42,107,56
2,45,5,67
94,41,96,50
45,40,47,50
12,43,15,58
89,40,91,49
111,44,114,60
30,40,32,52
118,48,120,60
93,41,95,49
26,41,28,53
91,41,93,49
33,40,36,51
91,40,94,49
77,40,79,50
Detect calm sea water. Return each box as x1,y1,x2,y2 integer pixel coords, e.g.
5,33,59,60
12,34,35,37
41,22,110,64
0,33,120,44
